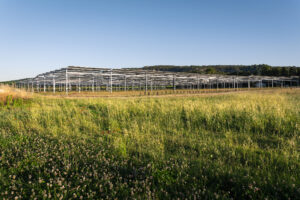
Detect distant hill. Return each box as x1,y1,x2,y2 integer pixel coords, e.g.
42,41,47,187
143,64,300,76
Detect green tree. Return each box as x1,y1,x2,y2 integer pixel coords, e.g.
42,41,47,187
290,67,297,76
261,64,272,76
205,67,217,74
270,67,281,76
281,67,290,76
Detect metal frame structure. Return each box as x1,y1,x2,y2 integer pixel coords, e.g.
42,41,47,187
12,66,300,93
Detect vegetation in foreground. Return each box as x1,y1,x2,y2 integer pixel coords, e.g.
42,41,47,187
0,86,31,107
0,89,299,199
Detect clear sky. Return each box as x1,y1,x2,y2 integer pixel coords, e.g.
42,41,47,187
0,0,299,81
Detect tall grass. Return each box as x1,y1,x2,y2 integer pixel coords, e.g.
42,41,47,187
0,85,32,107
0,89,299,199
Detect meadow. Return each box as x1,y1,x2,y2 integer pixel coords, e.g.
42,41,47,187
0,88,299,199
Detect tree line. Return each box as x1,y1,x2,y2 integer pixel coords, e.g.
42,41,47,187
143,64,300,76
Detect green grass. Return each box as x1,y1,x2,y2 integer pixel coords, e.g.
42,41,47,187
0,89,299,199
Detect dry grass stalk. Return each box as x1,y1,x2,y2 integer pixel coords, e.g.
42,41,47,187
0,85,32,104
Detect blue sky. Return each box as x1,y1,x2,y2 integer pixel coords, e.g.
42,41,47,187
0,0,299,81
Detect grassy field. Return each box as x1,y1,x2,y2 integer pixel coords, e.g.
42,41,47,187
0,88,299,199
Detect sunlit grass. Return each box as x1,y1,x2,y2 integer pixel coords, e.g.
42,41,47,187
0,88,299,199
0,85,32,106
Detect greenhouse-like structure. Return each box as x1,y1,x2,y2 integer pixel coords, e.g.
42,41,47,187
11,66,300,94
